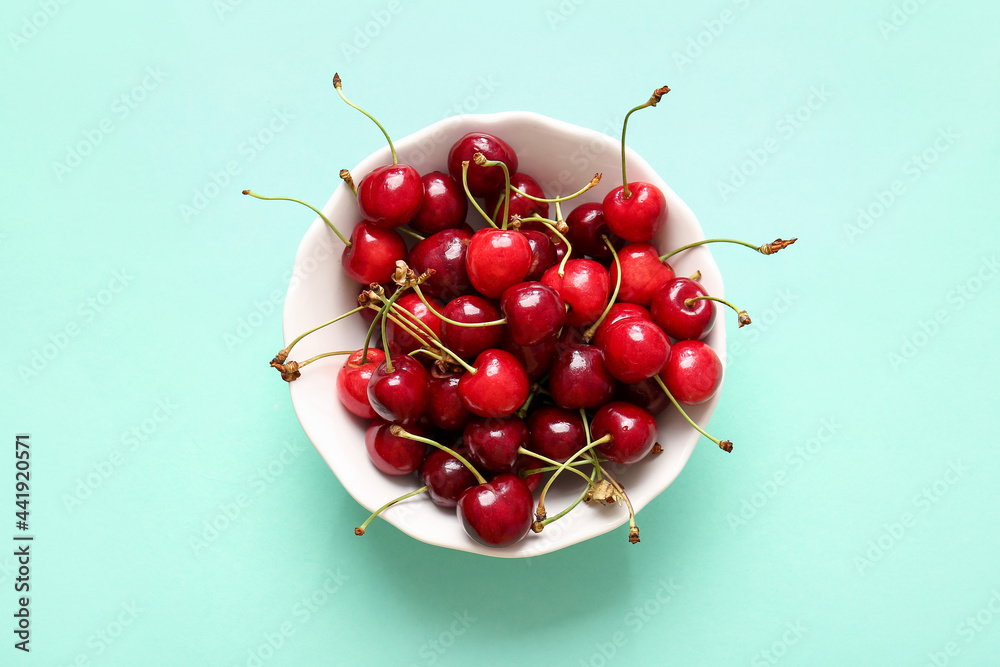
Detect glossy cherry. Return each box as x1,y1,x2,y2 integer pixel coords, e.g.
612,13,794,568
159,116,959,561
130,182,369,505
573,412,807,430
457,473,534,548
600,318,670,384
385,293,443,355
465,228,532,299
409,171,468,235
364,419,427,475
336,348,387,419
447,132,519,197
502,335,558,381
565,202,622,260
602,183,667,243
366,354,430,424
407,228,472,301
419,447,478,508
591,402,658,465
427,367,472,431
541,259,610,327
650,277,715,341
610,243,676,306
485,172,548,227
458,349,529,418
357,164,424,228
549,344,615,410
463,416,528,473
526,407,587,463
661,339,723,405
500,281,565,346
615,377,670,415
342,222,408,285
439,295,504,359
591,303,650,349
522,229,558,282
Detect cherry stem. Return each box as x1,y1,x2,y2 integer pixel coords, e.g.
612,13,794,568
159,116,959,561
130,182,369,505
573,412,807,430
297,350,354,369
536,437,607,519
355,485,428,535
684,295,751,327
408,348,444,361
535,467,598,532
599,465,639,544
339,169,358,196
379,289,406,373
390,428,486,484
580,408,604,482
522,215,572,277
619,86,669,199
370,290,442,344
654,375,733,452
516,448,596,487
242,190,350,247
411,284,506,329
332,73,397,165
583,236,622,342
511,173,602,204
516,381,544,419
689,270,702,281
397,227,426,242
284,305,365,357
473,153,510,229
461,161,499,229
522,459,606,476
659,237,797,262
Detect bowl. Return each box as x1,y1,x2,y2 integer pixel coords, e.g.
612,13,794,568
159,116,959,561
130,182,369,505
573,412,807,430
283,111,725,557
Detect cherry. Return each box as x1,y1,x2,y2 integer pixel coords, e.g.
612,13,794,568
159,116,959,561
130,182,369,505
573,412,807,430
336,348,387,419
427,367,473,431
420,447,478,508
439,295,504,359
500,281,565,346
458,349,530,418
615,377,670,415
342,221,408,285
600,318,670,384
513,454,546,492
591,402,658,465
407,228,473,301
485,172,549,227
357,164,424,228
463,416,528,473
610,243,675,306
502,335,558,382
565,202,622,260
465,228,532,299
541,259,610,327
409,171,468,236
549,344,615,410
367,354,430,424
457,473,534,547
526,407,586,463
522,229,558,282
365,419,427,475
661,339,723,405
590,303,650,349
385,293,443,355
447,132,519,197
650,277,715,341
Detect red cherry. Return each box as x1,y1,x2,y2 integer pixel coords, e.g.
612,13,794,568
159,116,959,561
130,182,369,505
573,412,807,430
513,454,545,492
549,344,615,410
364,419,427,475
565,202,623,260
407,228,472,301
447,132,519,197
526,407,586,463
336,348,387,419
650,277,715,341
458,349,529,418
385,293,443,355
465,228,532,299
602,182,667,243
409,171,468,235
440,295,504,360
485,172,549,227
615,377,670,416
457,473,534,548
522,230,558,282
540,259,610,327
600,318,670,384
463,416,528,473
591,303,650,349
661,340,723,405
500,281,565,346
357,164,424,228
591,402,658,465
419,447,478,508
366,354,430,424
427,368,473,431
342,222,407,285
610,243,675,306
502,335,558,382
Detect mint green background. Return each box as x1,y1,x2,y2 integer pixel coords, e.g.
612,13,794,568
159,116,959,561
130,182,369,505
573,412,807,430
3,1,999,665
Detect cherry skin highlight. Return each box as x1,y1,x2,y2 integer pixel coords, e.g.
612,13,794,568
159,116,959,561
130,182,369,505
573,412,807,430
591,402,658,465
366,354,430,424
500,281,565,346
357,163,424,228
458,349,529,418
549,344,615,410
420,447,478,508
526,406,587,463
409,171,468,236
602,182,667,243
336,348,387,419
440,295,504,360
591,303,650,349
465,228,532,299
610,243,675,306
661,339,723,405
342,222,407,285
364,419,427,475
600,318,670,384
447,132,519,197
650,277,715,341
463,416,528,473
457,473,534,548
541,259,611,327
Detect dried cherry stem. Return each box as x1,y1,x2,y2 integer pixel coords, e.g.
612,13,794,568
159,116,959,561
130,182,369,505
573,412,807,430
397,227,426,242
685,295,751,327
620,85,670,198
411,284,506,329
242,190,350,246
390,427,487,483
280,306,366,361
521,215,572,277
511,173,602,204
689,270,702,281
659,237,797,262
333,73,397,165
535,436,607,521
653,375,733,452
473,152,511,229
461,161,499,229
582,236,623,342
600,466,640,544
339,169,357,196
355,485,428,536
532,467,597,533
516,448,596,487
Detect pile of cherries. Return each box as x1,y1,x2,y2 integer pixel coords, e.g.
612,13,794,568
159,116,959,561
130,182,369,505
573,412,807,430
245,75,795,549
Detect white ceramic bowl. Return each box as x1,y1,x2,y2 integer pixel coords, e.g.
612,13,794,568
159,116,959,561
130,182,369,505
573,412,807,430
283,111,725,558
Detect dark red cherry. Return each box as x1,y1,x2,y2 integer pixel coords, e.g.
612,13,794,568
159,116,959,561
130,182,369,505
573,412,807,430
457,473,534,548
364,419,427,475
502,335,557,381
522,229,558,282
357,164,424,228
342,222,407,285
558,325,588,346
409,171,467,235
419,447,478,508
650,277,715,341
661,340,723,405
336,348,387,419
513,454,545,493
540,259,610,327
458,349,529,418
615,377,670,415
385,293,443,355
526,407,586,463
427,367,473,431
440,295,504,360
366,354,430,424
591,303,650,349
485,172,549,227
407,227,473,301
447,132,519,197
500,281,565,346
465,228,532,299
591,402,658,465
463,416,528,473
602,182,667,243
610,243,675,306
549,344,615,410
600,318,670,384
565,202,623,260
